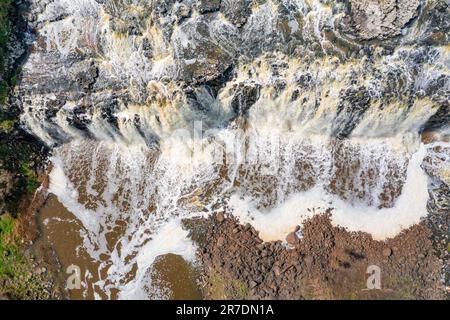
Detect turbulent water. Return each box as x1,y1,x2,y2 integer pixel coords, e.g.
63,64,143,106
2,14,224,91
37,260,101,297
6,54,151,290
14,0,450,298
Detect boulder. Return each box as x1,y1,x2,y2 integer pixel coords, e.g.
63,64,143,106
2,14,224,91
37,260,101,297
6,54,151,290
345,0,420,40
197,0,221,14
220,0,251,28
382,247,393,257
286,232,299,245
231,82,261,117
216,212,225,222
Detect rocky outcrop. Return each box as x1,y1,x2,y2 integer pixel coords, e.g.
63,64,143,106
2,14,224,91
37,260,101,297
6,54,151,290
221,0,251,28
346,0,421,40
231,82,261,117
13,0,449,147
197,0,221,14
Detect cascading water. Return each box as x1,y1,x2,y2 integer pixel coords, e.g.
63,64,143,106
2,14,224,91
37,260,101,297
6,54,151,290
16,0,449,299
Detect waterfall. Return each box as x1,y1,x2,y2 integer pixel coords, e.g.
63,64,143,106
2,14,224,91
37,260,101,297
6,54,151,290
18,0,449,299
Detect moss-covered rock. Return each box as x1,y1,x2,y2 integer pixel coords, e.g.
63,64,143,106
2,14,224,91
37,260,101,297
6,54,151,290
0,0,46,216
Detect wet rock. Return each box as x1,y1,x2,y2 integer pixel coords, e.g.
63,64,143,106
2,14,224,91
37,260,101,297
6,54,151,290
344,0,421,40
0,170,16,213
173,17,235,84
231,82,261,117
333,86,371,139
141,37,153,59
220,0,251,28
150,0,176,16
72,61,99,91
286,232,299,245
216,212,225,222
197,0,221,14
290,89,300,102
421,106,450,133
174,3,191,22
67,105,92,130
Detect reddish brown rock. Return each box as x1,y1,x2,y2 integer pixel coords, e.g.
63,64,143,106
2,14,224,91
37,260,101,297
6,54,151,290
286,232,299,245
383,247,393,257
216,212,225,223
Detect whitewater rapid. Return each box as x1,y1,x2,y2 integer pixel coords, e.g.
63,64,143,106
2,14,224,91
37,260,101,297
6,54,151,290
45,124,448,299
16,0,449,299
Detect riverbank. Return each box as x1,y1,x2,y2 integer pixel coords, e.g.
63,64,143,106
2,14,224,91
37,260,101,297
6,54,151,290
0,174,64,299
0,0,58,299
193,212,448,300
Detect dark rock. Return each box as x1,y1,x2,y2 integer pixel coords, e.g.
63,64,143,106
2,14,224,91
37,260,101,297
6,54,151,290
67,105,92,130
231,82,261,117
197,0,221,14
141,37,153,59
220,0,251,27
334,86,371,139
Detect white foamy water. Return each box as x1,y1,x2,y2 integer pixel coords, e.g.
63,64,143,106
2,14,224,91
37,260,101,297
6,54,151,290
230,143,429,241
46,123,448,299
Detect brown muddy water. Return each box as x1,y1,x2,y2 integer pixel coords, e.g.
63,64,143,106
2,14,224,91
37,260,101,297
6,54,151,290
37,195,202,300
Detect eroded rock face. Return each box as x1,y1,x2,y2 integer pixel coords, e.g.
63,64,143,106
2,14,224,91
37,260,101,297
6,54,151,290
12,0,450,148
221,0,252,27
173,15,235,83
347,0,421,40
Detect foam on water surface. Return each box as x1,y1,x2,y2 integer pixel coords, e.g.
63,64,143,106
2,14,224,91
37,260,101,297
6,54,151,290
46,125,445,298
230,143,429,241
